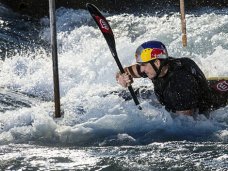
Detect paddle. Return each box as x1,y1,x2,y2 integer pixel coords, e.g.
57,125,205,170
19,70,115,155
86,3,142,110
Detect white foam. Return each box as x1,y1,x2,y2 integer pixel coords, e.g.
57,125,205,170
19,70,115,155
215,154,228,161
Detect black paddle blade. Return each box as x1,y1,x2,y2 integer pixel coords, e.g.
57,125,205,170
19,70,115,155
86,3,141,109
86,3,116,51
87,3,124,73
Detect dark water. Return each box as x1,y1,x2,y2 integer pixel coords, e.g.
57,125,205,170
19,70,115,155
0,4,47,60
0,142,227,170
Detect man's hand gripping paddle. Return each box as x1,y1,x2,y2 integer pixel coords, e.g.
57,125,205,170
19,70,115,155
86,3,142,110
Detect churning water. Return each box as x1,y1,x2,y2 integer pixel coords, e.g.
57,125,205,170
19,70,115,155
0,4,227,171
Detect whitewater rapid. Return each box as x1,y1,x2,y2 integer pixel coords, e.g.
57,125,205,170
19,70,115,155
0,7,227,145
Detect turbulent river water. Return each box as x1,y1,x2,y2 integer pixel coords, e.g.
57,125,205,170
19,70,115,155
0,4,227,171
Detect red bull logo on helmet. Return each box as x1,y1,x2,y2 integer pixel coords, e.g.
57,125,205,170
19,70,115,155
135,41,168,63
151,48,166,58
136,47,167,63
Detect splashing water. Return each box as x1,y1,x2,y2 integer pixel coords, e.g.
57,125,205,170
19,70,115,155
0,6,227,170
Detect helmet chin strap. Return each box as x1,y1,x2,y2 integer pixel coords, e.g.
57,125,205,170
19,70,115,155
149,60,164,80
149,61,160,79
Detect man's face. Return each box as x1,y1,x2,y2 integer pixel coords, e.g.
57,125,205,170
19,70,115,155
140,60,159,79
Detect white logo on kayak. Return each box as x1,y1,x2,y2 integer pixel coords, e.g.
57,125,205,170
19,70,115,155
99,19,109,31
216,81,228,92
